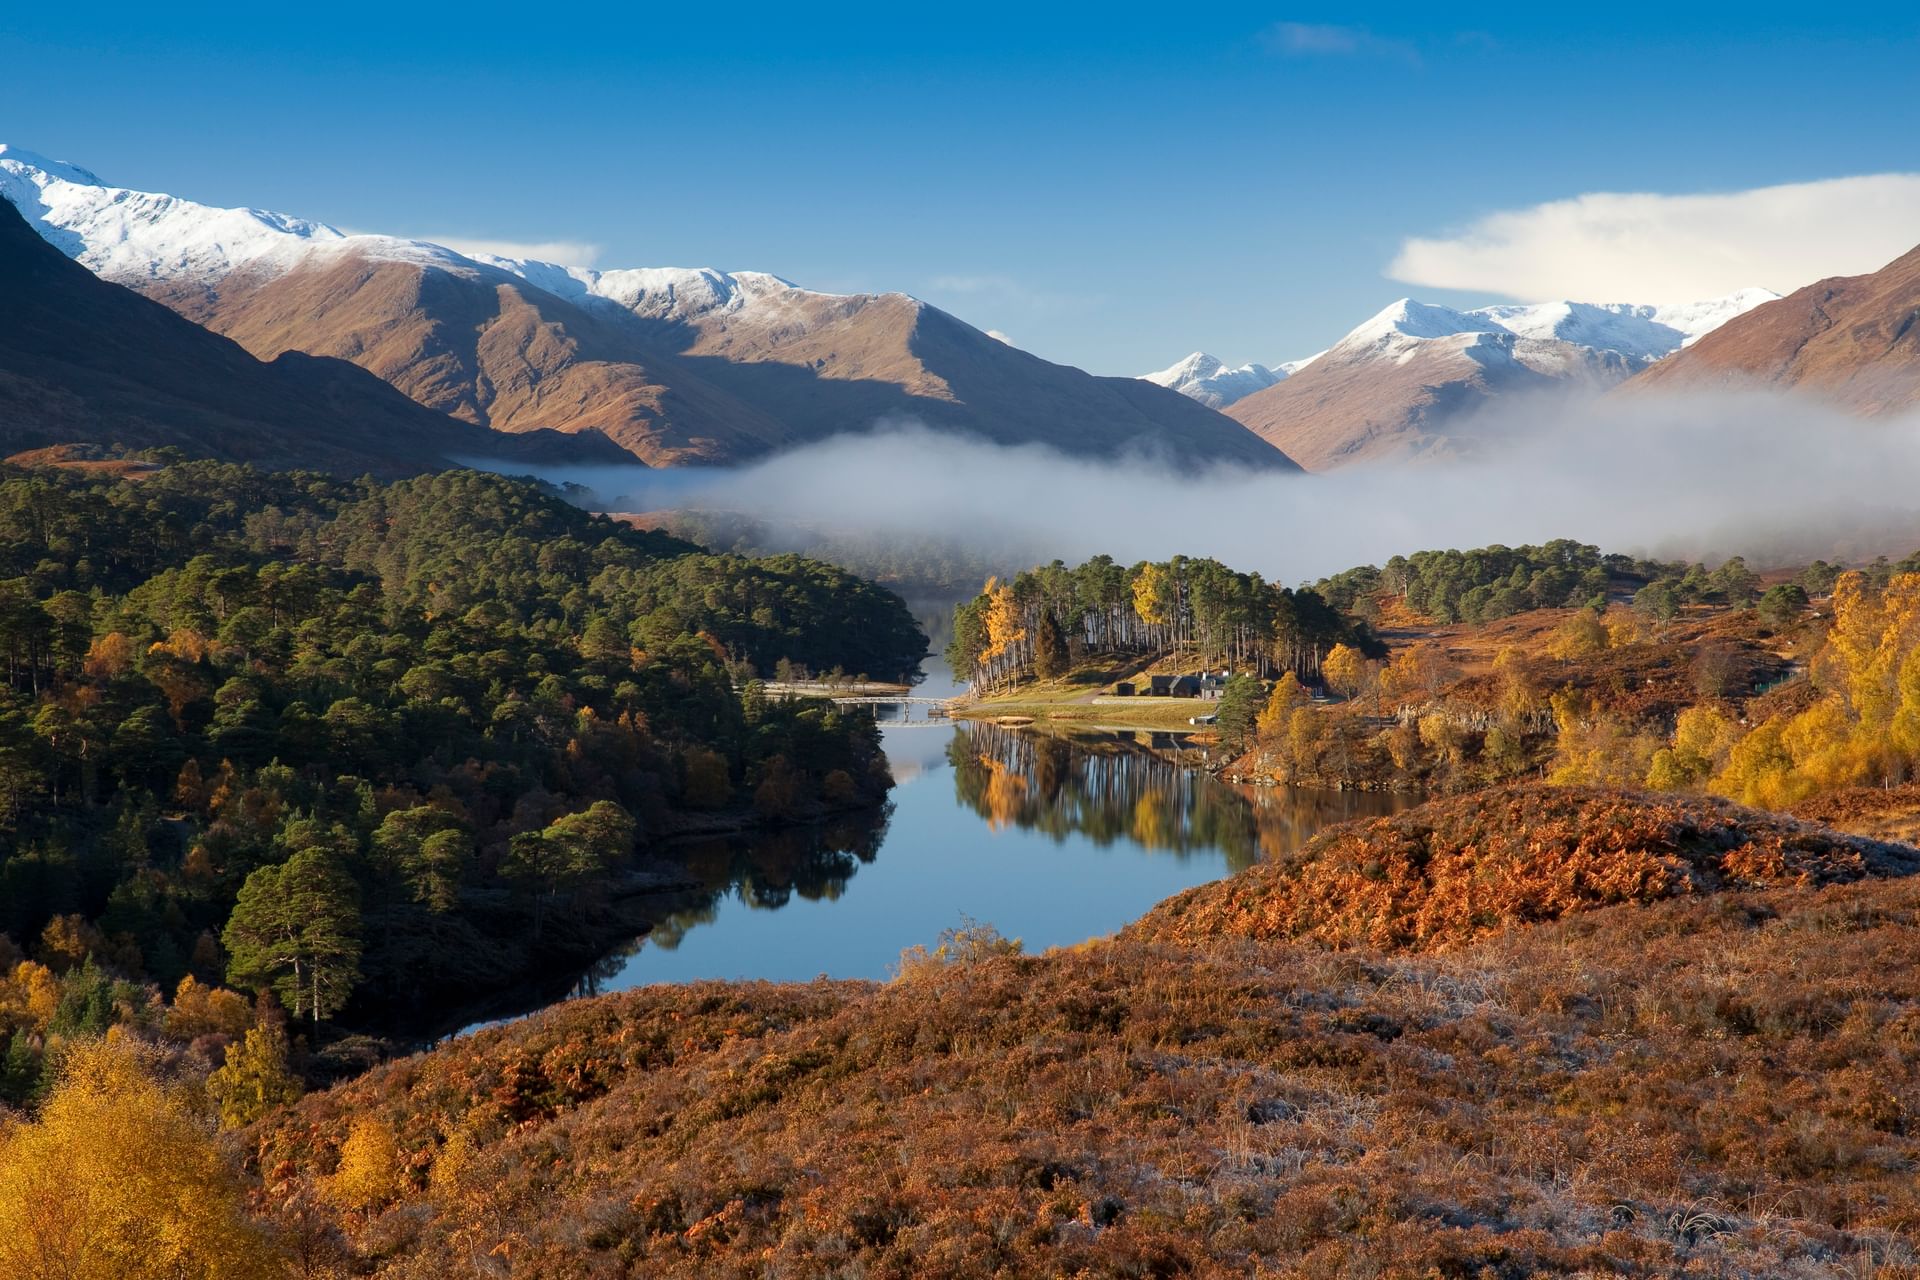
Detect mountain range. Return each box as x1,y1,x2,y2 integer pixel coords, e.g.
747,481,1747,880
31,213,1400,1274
5,141,1918,481
1145,291,1779,471
0,191,632,474
0,146,1295,471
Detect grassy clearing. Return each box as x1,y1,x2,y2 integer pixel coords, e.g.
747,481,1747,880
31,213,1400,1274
954,660,1226,731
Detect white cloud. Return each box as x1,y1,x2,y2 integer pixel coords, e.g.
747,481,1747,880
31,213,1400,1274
1389,174,1920,303
418,236,602,267
985,329,1016,346
1262,22,1418,64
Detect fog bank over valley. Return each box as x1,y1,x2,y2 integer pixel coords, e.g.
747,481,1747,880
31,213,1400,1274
474,390,1920,584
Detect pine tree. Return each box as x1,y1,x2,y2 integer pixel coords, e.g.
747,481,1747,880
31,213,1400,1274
0,1028,41,1106
1214,675,1263,750
222,848,363,1024
1033,611,1070,680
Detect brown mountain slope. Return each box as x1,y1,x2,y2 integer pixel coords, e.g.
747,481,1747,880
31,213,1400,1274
0,147,1296,469
0,199,619,474
1632,244,1920,411
1225,332,1628,471
157,252,797,468
664,297,1300,462
170,255,1297,469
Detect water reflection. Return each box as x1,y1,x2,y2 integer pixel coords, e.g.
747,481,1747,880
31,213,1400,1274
949,723,1412,873
637,810,890,945
581,722,1411,989
951,724,1263,870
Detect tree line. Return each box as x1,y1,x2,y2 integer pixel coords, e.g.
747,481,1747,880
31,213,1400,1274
945,555,1375,693
0,461,926,1094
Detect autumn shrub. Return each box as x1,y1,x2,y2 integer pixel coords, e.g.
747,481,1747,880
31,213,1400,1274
247,870,1920,1278
1130,784,1920,951
892,915,1023,982
208,1022,302,1128
0,1035,280,1279
328,1115,404,1210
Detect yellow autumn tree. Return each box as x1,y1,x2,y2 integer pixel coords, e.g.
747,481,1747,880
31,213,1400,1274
1645,705,1740,791
1604,611,1642,649
1131,563,1173,652
328,1114,404,1210
1547,687,1658,786
0,1035,281,1279
1711,572,1920,805
0,960,61,1034
165,975,255,1042
1546,609,1608,660
1255,672,1306,744
207,1022,303,1129
1379,644,1456,705
1322,643,1366,701
982,583,1026,665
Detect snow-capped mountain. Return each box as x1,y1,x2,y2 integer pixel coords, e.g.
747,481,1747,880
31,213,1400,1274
0,145,1292,469
1142,354,1281,409
1141,351,1323,410
0,186,628,474
1145,290,1778,415
1219,289,1780,471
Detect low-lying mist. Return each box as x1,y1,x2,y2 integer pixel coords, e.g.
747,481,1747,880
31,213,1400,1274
474,389,1920,585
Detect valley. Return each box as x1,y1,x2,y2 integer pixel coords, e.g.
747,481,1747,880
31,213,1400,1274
8,20,1920,1276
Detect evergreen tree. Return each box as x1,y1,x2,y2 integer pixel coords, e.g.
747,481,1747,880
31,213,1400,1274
1214,675,1264,751
222,848,363,1024
1033,611,1070,680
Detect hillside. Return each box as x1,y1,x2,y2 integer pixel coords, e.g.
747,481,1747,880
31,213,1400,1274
0,146,1295,470
1632,244,1920,413
0,195,618,474
1131,786,1920,950
241,786,1920,1277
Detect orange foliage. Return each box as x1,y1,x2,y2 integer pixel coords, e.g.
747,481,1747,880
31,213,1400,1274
1131,785,1917,951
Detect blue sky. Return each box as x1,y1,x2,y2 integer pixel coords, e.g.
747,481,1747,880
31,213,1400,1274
3,4,1918,373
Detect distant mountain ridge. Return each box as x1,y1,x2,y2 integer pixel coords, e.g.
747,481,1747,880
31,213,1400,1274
0,191,620,474
0,145,1296,471
1173,289,1777,470
1141,351,1323,409
1144,290,1776,412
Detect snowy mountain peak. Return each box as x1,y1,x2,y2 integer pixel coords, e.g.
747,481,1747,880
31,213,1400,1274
0,144,843,326
1146,286,1778,411
1342,299,1511,349
0,144,103,187
1146,352,1231,384
1328,289,1779,366
1142,351,1286,410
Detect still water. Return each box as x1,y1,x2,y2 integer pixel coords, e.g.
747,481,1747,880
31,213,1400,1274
582,692,1411,991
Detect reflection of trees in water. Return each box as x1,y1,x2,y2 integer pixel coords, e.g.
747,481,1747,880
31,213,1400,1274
1241,783,1418,866
949,724,1409,874
633,805,894,954
950,725,1261,869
